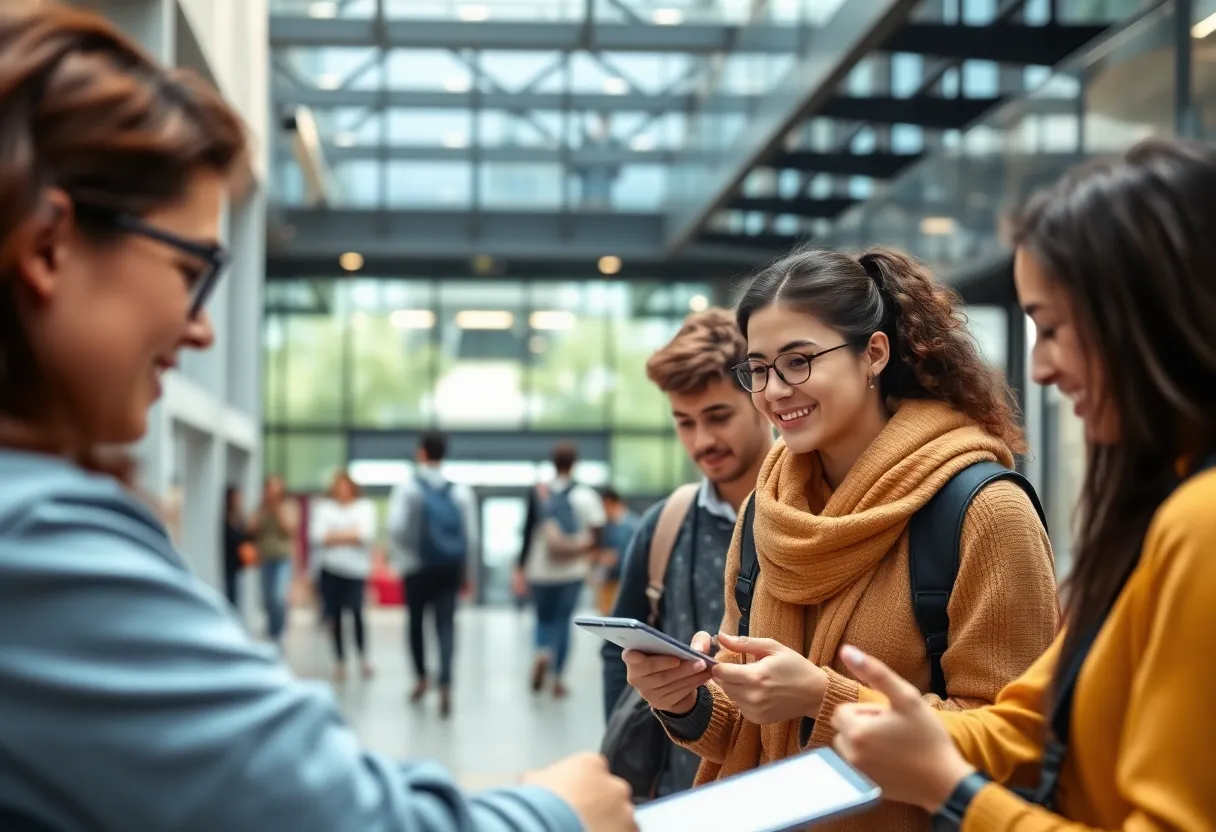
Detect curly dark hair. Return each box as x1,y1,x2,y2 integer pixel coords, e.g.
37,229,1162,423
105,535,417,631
736,245,1024,452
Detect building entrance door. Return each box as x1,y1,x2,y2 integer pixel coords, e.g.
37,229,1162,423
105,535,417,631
477,488,531,606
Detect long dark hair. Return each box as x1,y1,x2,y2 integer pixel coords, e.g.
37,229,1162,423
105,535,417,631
736,246,1024,451
1014,138,1216,686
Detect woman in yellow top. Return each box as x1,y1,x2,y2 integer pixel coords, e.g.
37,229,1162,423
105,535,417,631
831,137,1216,830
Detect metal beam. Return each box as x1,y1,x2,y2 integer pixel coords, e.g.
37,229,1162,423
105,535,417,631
819,94,1003,129
269,17,801,54
696,231,806,252
663,0,922,254
729,196,856,218
272,207,670,261
765,150,922,178
290,145,674,165
275,85,723,114
885,23,1109,66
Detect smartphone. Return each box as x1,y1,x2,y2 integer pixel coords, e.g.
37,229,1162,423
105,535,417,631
636,748,881,832
573,616,716,665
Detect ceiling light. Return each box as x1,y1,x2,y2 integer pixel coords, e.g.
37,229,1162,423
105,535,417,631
317,73,341,90
1194,12,1216,38
334,132,357,147
597,255,622,275
339,252,364,271
390,309,436,329
444,75,472,92
919,216,957,236
455,310,514,330
602,77,629,96
651,8,684,25
688,294,709,312
308,1,338,18
629,135,656,152
530,310,577,331
442,132,468,148
457,4,491,21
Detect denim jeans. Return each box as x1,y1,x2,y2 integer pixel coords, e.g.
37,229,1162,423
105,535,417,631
531,580,583,676
260,559,291,642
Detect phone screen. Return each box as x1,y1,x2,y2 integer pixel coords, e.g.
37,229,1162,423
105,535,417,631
635,750,876,832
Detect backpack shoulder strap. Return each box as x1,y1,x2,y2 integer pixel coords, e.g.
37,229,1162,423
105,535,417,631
736,493,759,638
644,483,699,626
909,461,1046,700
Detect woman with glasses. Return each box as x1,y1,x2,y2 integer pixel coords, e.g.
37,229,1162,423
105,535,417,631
0,4,633,831
624,246,1059,830
831,139,1216,831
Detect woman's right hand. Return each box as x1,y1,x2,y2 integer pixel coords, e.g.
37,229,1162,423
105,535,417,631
522,752,636,832
622,630,714,714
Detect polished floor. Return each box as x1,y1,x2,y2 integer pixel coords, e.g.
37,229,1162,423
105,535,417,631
275,603,608,791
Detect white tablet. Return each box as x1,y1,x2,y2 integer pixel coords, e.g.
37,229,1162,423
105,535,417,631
635,748,881,832
574,616,716,665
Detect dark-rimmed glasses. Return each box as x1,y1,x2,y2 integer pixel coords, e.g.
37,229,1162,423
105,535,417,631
78,205,230,319
732,343,849,393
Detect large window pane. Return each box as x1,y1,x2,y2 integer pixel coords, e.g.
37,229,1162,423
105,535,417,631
610,282,713,430
280,433,346,493
611,435,676,495
281,313,346,425
350,280,436,428
435,281,528,429
529,282,609,428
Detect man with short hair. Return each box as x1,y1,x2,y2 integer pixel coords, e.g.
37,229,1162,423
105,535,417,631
387,431,479,718
515,442,606,698
601,308,773,796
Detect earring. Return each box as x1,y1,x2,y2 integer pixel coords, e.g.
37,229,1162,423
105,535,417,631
868,375,875,389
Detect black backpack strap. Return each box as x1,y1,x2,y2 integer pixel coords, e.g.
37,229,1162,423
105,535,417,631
735,494,760,637
909,461,1047,700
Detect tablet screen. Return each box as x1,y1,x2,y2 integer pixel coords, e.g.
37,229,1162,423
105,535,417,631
635,750,876,832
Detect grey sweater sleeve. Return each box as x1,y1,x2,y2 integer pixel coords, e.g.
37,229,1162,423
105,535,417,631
654,686,715,742
0,485,583,832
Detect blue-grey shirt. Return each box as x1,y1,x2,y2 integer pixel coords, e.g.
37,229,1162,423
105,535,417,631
0,449,582,832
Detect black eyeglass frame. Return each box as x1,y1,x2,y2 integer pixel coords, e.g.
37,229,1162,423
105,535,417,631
75,204,230,319
732,342,851,393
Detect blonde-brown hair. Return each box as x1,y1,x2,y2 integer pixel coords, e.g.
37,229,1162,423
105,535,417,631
0,2,247,475
329,470,361,500
645,307,747,395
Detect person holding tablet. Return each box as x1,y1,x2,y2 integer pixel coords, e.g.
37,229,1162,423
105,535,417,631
0,4,633,830
830,138,1216,830
625,244,1059,830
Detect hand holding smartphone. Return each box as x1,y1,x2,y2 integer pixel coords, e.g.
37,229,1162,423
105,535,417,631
576,616,715,713
574,616,716,664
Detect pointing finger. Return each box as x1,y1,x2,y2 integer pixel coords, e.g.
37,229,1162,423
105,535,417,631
839,645,922,710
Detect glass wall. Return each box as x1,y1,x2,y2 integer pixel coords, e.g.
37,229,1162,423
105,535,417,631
816,1,1187,574
264,278,710,496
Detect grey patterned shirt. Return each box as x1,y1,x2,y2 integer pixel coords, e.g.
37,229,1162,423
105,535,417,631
601,480,738,797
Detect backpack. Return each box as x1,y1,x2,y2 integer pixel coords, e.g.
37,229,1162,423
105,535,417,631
735,461,1046,699
541,482,582,536
416,476,467,567
601,483,700,803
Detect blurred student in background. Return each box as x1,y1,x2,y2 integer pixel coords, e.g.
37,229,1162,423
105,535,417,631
310,470,377,681
250,475,296,647
594,486,639,615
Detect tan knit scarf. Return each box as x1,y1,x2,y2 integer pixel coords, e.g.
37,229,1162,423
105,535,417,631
697,399,1013,783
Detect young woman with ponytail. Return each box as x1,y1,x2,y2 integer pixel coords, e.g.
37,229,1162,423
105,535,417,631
623,246,1059,831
